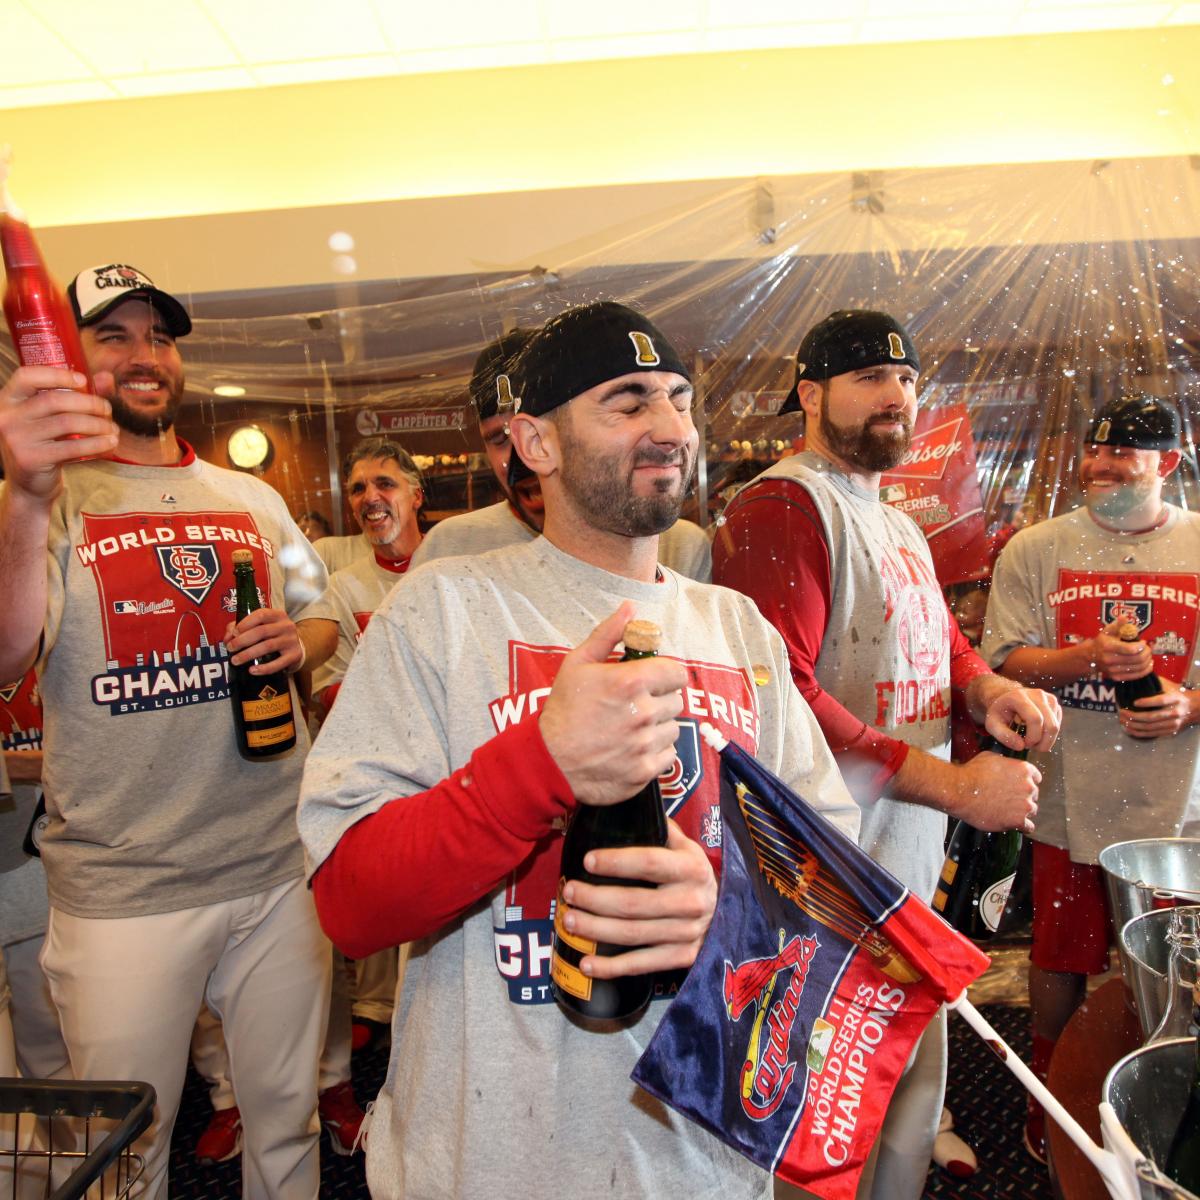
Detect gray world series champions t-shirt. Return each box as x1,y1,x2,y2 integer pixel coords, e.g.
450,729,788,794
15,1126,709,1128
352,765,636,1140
983,504,1200,863
300,535,859,1200
37,454,327,918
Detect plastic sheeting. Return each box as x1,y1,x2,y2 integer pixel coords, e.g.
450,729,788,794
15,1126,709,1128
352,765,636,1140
3,155,1198,561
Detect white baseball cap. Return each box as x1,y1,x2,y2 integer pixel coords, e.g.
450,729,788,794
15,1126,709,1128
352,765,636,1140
67,263,192,338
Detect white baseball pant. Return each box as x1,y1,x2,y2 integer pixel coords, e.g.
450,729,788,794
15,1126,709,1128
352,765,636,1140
193,938,352,1106
41,877,331,1200
4,935,70,1082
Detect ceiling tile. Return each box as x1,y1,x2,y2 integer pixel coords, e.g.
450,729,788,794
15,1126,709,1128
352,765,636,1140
705,0,864,26
33,0,237,75
545,0,705,40
548,32,706,63
6,2,97,85
704,21,859,50
252,55,398,86
203,0,387,62
112,66,257,98
391,44,548,74
373,0,545,51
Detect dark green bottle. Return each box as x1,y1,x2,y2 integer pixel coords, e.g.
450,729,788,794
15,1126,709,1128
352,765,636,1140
551,620,669,1023
1113,621,1163,711
1165,1003,1200,1191
932,723,1026,941
229,549,297,761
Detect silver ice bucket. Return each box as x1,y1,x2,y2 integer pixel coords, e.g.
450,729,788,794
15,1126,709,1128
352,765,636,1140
1102,1038,1199,1199
1120,908,1200,1040
1100,839,1200,940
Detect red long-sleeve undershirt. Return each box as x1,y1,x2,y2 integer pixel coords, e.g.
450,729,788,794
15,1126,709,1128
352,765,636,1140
312,716,574,959
712,476,989,802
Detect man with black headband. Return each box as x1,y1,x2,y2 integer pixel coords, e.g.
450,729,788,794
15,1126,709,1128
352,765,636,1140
410,326,713,580
299,300,859,1200
983,393,1200,1161
713,309,1060,1200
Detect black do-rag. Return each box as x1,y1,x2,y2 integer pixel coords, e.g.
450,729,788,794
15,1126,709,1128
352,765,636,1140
469,328,536,422
780,309,919,414
508,301,690,485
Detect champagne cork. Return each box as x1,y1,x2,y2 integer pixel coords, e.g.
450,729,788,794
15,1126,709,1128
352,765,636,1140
622,620,661,654
232,549,253,565
1116,621,1140,643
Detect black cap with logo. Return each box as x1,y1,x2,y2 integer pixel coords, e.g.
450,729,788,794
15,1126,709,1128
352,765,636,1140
67,263,192,339
507,301,690,486
469,328,536,421
1085,395,1181,451
780,309,919,414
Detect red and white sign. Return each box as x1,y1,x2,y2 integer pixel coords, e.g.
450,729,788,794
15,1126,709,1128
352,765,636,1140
879,404,987,585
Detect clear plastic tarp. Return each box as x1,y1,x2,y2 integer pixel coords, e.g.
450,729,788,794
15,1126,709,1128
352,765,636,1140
3,155,1197,574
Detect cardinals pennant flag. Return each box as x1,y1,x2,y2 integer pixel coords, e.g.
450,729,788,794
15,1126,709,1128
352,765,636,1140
632,734,989,1199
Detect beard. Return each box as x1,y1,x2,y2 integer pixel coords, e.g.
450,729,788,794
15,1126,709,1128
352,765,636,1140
1084,475,1158,521
556,418,696,537
820,391,913,472
109,370,185,438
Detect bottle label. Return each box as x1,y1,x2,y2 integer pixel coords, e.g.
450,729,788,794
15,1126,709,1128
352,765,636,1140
245,720,296,749
551,951,592,1001
241,691,292,722
551,878,595,1001
979,872,1016,933
552,878,596,956
931,886,948,913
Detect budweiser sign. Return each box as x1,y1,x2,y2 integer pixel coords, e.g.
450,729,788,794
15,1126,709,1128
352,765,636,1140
882,417,963,482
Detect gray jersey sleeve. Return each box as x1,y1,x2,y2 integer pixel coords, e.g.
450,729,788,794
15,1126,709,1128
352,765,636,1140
981,534,1045,669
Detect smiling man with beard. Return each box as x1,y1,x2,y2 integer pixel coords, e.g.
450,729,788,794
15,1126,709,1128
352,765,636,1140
0,264,331,1200
298,300,860,1200
982,392,1200,1161
713,308,1060,1200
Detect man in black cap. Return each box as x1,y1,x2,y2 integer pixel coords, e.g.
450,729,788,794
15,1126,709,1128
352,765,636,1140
713,309,1061,1199
0,264,332,1198
410,326,713,580
298,300,860,1200
983,392,1200,1161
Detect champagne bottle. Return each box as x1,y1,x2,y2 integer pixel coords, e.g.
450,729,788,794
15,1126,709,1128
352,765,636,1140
931,724,1026,941
229,549,297,761
1,151,92,386
1165,1002,1200,1191
551,619,669,1022
1112,621,1163,711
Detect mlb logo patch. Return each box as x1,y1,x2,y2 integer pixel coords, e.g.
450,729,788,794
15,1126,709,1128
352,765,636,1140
155,544,220,605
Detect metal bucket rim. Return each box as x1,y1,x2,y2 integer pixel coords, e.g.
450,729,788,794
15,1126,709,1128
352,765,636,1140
1120,905,1200,972
1104,1038,1200,1200
1100,839,1200,901
1103,1034,1195,1099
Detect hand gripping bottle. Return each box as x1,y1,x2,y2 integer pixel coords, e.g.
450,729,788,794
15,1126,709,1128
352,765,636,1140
550,619,670,1022
931,724,1027,941
1112,621,1163,712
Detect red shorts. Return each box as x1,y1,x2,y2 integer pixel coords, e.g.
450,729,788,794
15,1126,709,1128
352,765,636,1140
1030,842,1114,976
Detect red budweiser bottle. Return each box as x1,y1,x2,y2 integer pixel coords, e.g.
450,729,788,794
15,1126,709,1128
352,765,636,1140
1,153,91,386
